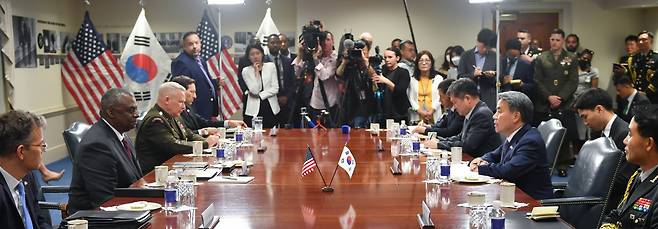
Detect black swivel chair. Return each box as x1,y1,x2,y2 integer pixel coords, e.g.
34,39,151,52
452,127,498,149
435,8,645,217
540,137,624,229
537,119,567,177
40,121,161,219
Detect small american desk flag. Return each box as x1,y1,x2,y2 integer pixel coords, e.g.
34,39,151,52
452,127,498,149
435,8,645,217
301,148,317,177
62,12,124,123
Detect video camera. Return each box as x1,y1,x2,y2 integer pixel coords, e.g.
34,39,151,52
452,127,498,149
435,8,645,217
341,33,367,68
299,20,326,62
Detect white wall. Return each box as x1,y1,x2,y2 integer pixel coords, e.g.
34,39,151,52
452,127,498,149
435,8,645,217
10,0,84,163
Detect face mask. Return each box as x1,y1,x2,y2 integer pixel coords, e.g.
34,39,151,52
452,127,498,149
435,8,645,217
451,56,461,67
579,61,591,69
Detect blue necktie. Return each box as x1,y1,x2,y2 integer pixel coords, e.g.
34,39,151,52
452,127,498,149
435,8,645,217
17,182,34,229
500,140,510,162
195,57,216,99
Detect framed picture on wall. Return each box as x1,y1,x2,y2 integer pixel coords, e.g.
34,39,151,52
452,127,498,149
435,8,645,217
12,15,37,68
60,31,73,54
106,33,121,54
42,29,59,54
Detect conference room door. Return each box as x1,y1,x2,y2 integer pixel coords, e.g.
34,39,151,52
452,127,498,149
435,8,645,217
496,12,560,52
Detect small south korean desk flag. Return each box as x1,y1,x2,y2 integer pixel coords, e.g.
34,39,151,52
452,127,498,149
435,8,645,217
338,146,356,178
120,9,170,114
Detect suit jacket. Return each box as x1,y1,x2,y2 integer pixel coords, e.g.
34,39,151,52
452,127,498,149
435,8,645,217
594,117,640,214
180,105,224,132
478,124,553,200
424,108,465,138
242,62,281,117
171,52,219,119
602,168,658,229
67,120,143,214
265,54,297,107
0,171,50,229
617,92,651,123
438,101,501,157
533,49,579,113
136,104,206,174
500,57,535,96
457,48,498,111
237,55,250,94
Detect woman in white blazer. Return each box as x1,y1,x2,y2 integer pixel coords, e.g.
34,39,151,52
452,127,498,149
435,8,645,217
241,44,280,128
407,50,443,124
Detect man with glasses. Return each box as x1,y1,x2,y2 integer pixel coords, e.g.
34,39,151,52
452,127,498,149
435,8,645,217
0,110,51,229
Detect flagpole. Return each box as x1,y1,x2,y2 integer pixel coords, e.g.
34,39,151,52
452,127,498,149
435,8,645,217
327,141,349,187
216,7,224,120
307,145,328,187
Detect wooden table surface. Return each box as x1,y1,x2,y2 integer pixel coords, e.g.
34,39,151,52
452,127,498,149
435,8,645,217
104,129,567,228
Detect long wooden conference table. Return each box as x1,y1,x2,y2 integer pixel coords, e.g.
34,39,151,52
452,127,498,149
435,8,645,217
104,129,571,228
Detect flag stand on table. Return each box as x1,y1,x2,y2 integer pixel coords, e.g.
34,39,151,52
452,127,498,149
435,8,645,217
301,144,333,192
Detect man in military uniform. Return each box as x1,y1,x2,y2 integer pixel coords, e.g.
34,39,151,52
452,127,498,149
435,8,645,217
136,82,219,174
631,31,658,103
600,104,658,229
170,75,246,134
533,28,579,177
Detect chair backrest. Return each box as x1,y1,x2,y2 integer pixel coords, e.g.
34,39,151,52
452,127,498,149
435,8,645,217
562,137,624,228
537,119,566,176
62,122,91,162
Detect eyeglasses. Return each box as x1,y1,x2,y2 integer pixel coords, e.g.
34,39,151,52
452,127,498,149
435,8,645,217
26,142,47,151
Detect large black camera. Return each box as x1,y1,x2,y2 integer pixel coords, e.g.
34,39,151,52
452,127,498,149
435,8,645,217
341,33,367,68
299,20,326,60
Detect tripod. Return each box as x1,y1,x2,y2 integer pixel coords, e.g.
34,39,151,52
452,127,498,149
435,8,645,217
287,54,336,128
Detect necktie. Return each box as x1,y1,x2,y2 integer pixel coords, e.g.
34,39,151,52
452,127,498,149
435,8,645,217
461,118,469,141
17,182,33,229
274,56,283,91
195,57,216,99
623,100,631,115
500,140,510,162
121,138,133,158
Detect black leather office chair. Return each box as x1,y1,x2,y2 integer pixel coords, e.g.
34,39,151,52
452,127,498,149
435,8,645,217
537,119,566,177
540,137,624,229
62,122,91,162
41,121,162,219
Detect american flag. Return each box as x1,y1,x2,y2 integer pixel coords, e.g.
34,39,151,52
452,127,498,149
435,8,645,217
62,12,124,123
196,11,242,119
301,147,317,177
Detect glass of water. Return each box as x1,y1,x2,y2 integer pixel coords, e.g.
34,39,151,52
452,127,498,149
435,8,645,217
253,116,263,131
177,180,195,208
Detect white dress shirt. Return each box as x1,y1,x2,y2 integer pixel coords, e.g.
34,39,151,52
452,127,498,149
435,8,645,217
602,114,617,138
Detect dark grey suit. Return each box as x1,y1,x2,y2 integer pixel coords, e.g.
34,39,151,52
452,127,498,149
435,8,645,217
458,48,498,111
616,92,651,123
68,120,143,214
437,101,501,157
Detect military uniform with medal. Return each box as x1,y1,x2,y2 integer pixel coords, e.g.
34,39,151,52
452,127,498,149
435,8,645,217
601,168,658,229
630,50,658,103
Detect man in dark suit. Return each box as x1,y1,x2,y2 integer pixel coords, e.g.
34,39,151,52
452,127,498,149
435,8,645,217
470,91,553,199
601,104,658,229
423,78,501,157
574,88,638,214
414,79,464,137
265,34,297,127
171,32,219,119
279,33,297,60
458,28,499,111
0,110,51,229
67,89,145,214
615,74,651,123
170,76,246,134
501,39,534,96
517,29,540,63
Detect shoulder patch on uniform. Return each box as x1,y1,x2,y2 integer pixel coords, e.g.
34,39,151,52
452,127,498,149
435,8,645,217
152,117,164,123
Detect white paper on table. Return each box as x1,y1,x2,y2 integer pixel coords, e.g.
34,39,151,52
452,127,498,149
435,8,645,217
208,176,254,184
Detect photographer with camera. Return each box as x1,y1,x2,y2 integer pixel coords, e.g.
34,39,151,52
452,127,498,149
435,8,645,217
292,22,339,127
336,33,377,128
